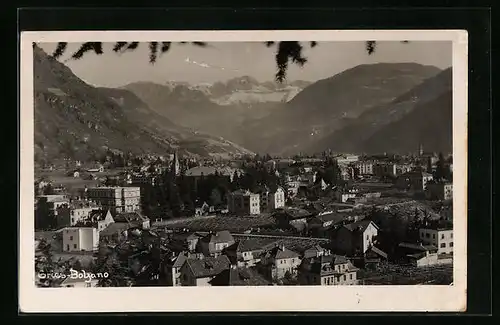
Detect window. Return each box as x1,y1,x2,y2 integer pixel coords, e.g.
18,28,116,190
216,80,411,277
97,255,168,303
350,274,353,280
343,275,346,281
441,234,445,239
69,236,73,241
440,243,446,248
432,234,436,239
425,233,430,238
420,232,424,238
73,244,77,249
449,242,453,247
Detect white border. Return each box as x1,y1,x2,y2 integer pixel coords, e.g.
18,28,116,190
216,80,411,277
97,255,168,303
19,30,468,313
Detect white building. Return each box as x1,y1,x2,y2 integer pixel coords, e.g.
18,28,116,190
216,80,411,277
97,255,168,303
62,227,99,252
257,186,286,212
354,161,375,175
426,182,453,201
86,186,141,214
419,226,453,255
227,189,260,215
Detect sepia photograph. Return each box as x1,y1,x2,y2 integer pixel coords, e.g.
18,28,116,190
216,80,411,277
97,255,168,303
19,30,468,312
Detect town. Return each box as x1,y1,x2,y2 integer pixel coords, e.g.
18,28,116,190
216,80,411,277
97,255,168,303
34,144,454,287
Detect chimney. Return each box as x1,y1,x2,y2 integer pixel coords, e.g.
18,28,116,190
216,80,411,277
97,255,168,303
280,244,285,251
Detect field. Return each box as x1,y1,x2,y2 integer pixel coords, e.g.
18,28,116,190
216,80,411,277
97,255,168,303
232,234,330,253
359,263,453,285
154,214,277,232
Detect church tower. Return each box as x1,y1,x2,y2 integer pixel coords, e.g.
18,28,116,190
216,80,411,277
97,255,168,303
170,150,181,177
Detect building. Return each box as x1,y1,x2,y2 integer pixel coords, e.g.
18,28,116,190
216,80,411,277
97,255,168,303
55,200,100,228
86,186,141,214
87,209,115,232
209,266,271,286
354,161,375,176
256,185,286,213
373,163,397,177
227,189,260,216
336,155,359,166
224,239,265,267
260,244,301,281
179,255,231,286
113,212,150,229
298,254,359,285
332,220,379,256
184,166,243,191
163,252,188,287
335,188,359,203
197,231,235,257
419,225,453,255
396,171,434,191
426,182,453,200
62,227,99,252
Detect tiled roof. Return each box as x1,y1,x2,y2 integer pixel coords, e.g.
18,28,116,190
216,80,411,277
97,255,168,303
100,223,130,236
201,230,234,244
210,267,271,286
114,212,148,223
265,245,300,260
185,255,231,278
343,219,377,232
398,242,438,252
314,212,347,224
89,209,109,221
172,252,188,268
302,254,355,275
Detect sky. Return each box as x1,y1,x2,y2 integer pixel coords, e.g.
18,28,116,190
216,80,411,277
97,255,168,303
39,41,452,87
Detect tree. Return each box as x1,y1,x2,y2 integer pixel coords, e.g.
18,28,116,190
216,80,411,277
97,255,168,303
44,41,408,83
434,152,448,181
426,157,433,173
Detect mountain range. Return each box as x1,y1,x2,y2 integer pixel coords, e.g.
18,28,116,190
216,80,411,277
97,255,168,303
122,62,451,156
34,44,453,163
33,45,253,166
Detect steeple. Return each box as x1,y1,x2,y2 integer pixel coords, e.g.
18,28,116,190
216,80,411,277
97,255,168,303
419,144,424,156
170,150,180,177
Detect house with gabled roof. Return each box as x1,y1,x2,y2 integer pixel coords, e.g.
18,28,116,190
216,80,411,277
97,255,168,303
260,244,301,281
197,230,235,257
332,219,379,256
180,255,231,286
298,254,359,286
209,266,271,286
113,211,150,229
163,251,188,287
223,239,265,267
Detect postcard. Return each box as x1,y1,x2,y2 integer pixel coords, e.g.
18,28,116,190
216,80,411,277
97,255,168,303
19,30,467,312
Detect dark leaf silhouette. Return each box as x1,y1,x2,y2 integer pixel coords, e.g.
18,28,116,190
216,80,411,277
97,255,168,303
52,42,68,59
71,42,103,60
125,42,139,51
160,42,171,53
149,42,159,64
366,41,376,55
112,42,128,52
43,40,408,83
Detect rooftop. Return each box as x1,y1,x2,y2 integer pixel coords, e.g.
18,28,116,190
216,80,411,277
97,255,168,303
209,267,271,286
184,255,231,278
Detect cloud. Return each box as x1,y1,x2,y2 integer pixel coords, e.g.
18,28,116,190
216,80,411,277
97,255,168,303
184,57,239,72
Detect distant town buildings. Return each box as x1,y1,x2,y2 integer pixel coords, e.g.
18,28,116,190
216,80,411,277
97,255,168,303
86,186,141,214
227,189,260,215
